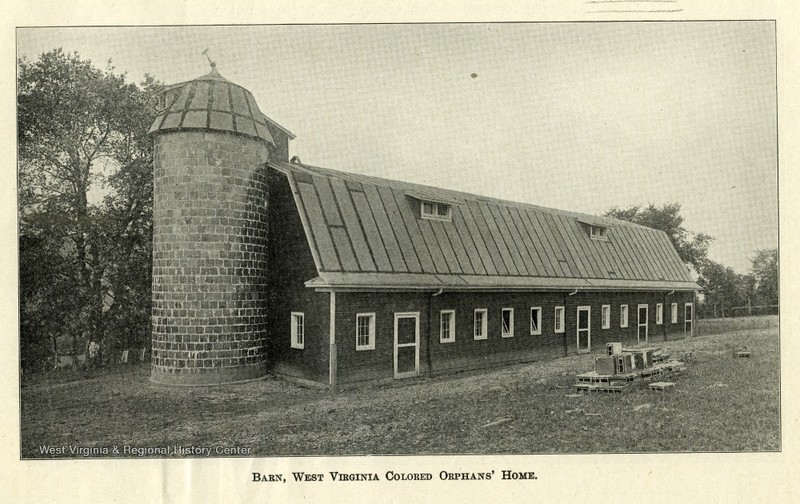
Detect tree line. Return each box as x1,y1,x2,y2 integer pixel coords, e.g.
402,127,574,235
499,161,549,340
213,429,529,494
17,49,779,373
18,49,158,372
604,204,778,318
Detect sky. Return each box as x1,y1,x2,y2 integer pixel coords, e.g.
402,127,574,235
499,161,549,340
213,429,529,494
16,22,778,274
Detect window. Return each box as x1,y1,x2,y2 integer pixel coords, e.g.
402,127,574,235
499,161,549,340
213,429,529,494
501,308,514,338
601,305,611,329
440,310,456,343
620,305,629,328
530,307,542,335
421,201,452,221
291,312,305,349
590,225,608,240
355,313,375,351
474,309,488,340
671,303,678,323
656,303,664,325
155,89,177,112
554,306,565,333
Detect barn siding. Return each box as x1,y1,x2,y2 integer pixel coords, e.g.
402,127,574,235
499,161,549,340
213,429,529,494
318,289,695,385
334,292,430,384
267,170,330,383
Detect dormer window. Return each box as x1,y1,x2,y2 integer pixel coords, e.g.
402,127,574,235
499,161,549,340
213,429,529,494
589,225,608,241
421,201,452,221
576,217,612,241
154,89,178,112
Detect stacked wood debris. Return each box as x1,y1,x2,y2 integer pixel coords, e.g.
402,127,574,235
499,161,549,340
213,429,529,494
574,343,687,394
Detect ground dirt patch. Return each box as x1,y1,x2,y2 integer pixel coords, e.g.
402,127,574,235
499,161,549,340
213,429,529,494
20,315,780,457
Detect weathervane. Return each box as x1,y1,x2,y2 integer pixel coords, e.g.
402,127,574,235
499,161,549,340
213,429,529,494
202,48,217,70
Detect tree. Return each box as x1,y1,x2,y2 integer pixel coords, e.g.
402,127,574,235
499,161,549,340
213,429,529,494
750,248,778,306
696,260,746,317
18,49,157,369
604,202,713,271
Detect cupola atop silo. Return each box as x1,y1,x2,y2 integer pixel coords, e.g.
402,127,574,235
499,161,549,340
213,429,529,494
148,61,276,146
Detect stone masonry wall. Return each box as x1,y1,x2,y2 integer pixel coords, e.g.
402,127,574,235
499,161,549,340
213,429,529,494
151,131,270,385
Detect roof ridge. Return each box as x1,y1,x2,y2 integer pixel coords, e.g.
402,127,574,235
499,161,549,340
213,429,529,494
270,160,650,230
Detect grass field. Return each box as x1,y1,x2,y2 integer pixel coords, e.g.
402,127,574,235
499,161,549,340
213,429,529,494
20,315,780,457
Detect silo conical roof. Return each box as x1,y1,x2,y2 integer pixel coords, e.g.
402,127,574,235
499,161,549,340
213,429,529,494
148,64,275,145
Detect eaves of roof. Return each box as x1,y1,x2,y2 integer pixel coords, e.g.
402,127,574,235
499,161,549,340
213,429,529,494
305,272,701,292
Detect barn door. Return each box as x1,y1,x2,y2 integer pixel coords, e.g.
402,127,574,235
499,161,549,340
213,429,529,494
684,303,694,337
637,304,649,343
576,306,591,354
394,312,420,379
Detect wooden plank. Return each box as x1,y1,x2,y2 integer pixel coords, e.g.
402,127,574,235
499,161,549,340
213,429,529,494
451,206,487,275
456,204,498,275
442,218,476,275
330,227,359,271
389,189,437,273
328,178,376,272
376,186,422,273
351,190,393,272
418,219,451,273
475,201,517,275
463,202,505,275
312,175,343,226
430,221,463,274
500,206,541,276
363,184,408,272
514,207,558,277
488,203,530,275
297,182,341,271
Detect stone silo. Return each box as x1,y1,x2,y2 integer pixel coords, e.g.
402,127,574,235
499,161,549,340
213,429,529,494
148,63,273,385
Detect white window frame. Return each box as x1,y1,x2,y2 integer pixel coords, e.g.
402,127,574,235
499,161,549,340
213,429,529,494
355,313,376,351
501,308,514,338
600,304,610,329
590,225,608,241
530,307,542,335
290,312,305,349
554,306,565,334
473,309,488,340
671,303,678,324
620,304,629,328
440,310,456,343
656,303,664,325
421,201,452,221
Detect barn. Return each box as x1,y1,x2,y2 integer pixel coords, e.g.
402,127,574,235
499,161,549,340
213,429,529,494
147,65,700,387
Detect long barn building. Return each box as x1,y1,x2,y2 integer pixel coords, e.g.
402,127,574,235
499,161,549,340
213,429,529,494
148,66,699,387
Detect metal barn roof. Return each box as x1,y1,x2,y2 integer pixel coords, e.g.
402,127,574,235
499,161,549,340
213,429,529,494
270,160,700,292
